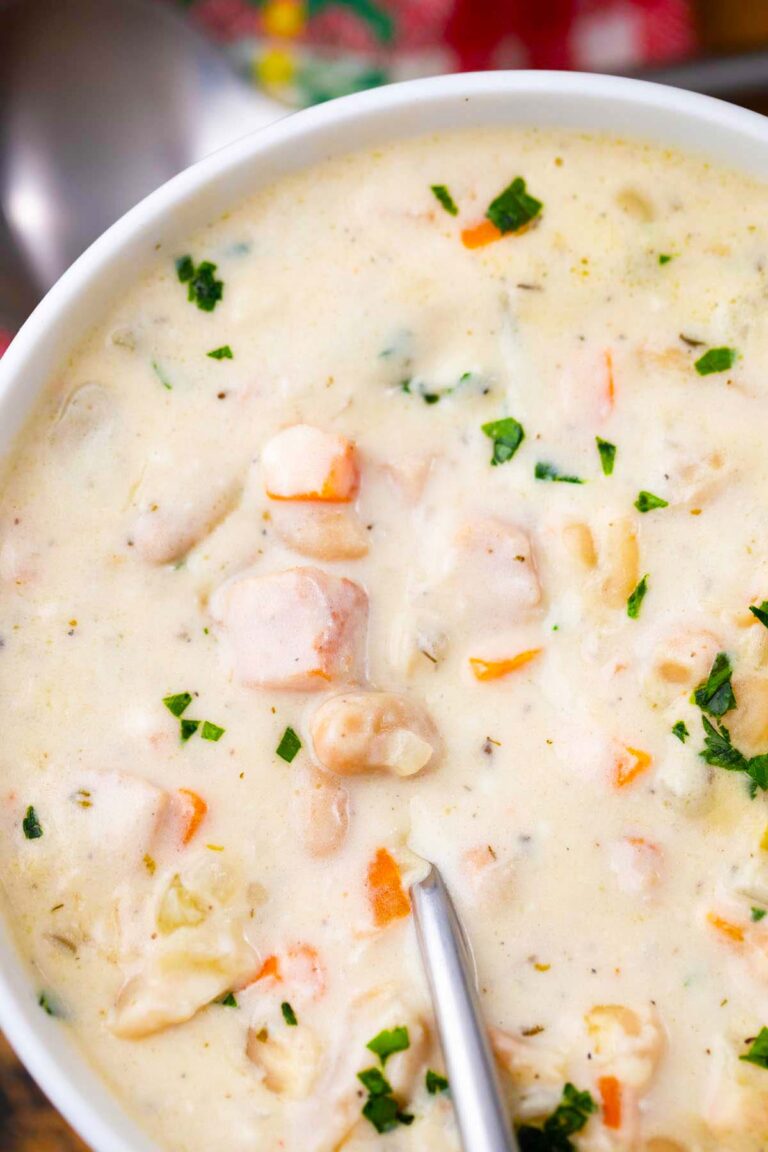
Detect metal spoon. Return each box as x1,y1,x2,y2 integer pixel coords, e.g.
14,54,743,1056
411,863,518,1152
0,0,282,328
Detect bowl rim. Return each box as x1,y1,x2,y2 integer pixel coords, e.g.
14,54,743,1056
2,67,768,1152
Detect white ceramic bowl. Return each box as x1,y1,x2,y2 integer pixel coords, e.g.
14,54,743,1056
2,69,768,1152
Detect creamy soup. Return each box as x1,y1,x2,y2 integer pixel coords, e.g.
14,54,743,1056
3,127,768,1152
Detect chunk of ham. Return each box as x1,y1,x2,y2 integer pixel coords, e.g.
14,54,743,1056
451,518,542,626
262,425,359,502
310,692,439,778
210,567,368,690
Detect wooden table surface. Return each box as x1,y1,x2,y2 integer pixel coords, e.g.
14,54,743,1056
0,1033,87,1151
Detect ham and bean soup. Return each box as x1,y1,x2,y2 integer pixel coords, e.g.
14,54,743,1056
3,127,768,1151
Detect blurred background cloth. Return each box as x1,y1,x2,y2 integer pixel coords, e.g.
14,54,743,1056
181,0,696,107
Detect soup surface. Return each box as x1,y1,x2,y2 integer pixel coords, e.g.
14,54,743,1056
3,128,768,1152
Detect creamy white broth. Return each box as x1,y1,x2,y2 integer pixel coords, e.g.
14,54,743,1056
2,127,768,1151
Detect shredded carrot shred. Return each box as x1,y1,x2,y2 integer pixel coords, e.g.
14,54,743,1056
177,788,207,845
367,848,410,927
613,746,652,788
707,912,744,943
253,954,282,982
461,219,503,249
598,1075,622,1129
604,349,615,410
469,649,542,682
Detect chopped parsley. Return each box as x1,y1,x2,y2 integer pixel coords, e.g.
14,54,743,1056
694,346,737,376
180,718,201,743
634,490,668,513
276,726,302,763
658,253,674,265
672,720,689,743
482,416,525,465
699,716,768,793
23,806,43,840
749,601,768,629
626,574,649,619
740,1027,768,1070
218,992,238,1007
692,652,736,717
357,1065,414,1133
401,379,440,405
595,437,616,476
534,462,584,484
281,1001,298,1026
366,1025,410,1066
751,907,767,922
207,345,233,360
201,721,225,742
163,692,192,717
486,177,543,235
430,184,458,216
425,1069,449,1095
517,1082,596,1152
175,255,224,312
38,991,58,1016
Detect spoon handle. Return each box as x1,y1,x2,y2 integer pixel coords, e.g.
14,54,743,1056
411,864,518,1152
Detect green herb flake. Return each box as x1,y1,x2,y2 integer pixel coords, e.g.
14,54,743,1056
698,715,768,793
534,461,584,484
219,992,238,1007
740,1027,768,1070
401,378,441,405
163,692,193,718
38,991,57,1016
366,1025,410,1066
694,346,737,375
627,574,649,619
658,253,674,265
22,806,43,840
152,359,173,391
207,344,233,360
176,255,224,313
749,601,768,629
634,490,668,513
595,437,616,476
517,1082,596,1151
693,652,736,717
426,1069,449,1095
358,1067,392,1096
180,718,201,743
751,907,767,922
276,726,301,763
430,184,458,216
481,416,525,466
281,1001,298,1027
672,720,689,743
362,1093,413,1134
486,177,543,235
201,720,225,742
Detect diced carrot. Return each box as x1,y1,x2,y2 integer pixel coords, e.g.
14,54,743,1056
613,746,652,788
177,788,207,845
598,1075,622,1129
707,912,744,943
461,219,503,249
253,954,282,983
469,649,542,681
367,847,410,927
604,349,615,412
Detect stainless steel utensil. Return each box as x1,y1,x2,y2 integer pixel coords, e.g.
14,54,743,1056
0,0,282,328
411,863,517,1152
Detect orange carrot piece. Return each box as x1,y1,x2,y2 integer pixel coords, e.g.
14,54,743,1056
707,912,745,943
461,219,503,249
266,443,358,503
598,1075,622,1129
469,649,542,682
177,788,207,845
613,746,652,788
253,954,282,982
367,848,410,927
604,349,615,410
